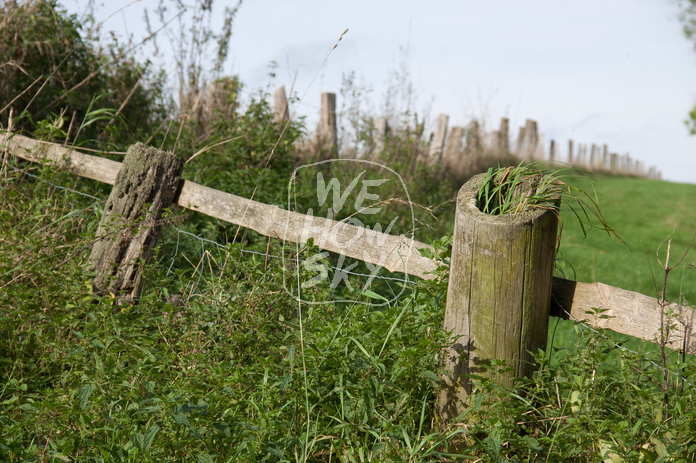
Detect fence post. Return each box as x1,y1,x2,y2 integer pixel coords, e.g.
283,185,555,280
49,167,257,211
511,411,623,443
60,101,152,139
549,139,556,163
590,144,597,170
428,113,449,164
610,153,618,173
568,139,574,164
273,86,289,123
438,173,560,426
602,144,609,172
88,144,183,303
465,119,482,171
498,117,510,156
442,125,465,176
315,92,337,157
515,119,538,160
370,116,389,160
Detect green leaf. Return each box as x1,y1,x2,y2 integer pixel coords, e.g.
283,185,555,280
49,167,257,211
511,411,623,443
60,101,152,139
78,383,96,410
421,370,440,383
362,289,388,302
650,437,668,457
142,425,159,452
132,432,144,450
197,453,214,463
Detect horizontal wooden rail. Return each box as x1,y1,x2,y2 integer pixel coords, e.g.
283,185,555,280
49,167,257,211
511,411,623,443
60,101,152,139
3,133,694,354
3,134,436,278
552,278,694,354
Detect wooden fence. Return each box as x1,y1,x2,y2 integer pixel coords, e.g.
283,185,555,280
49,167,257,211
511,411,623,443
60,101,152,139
3,132,692,424
278,88,663,180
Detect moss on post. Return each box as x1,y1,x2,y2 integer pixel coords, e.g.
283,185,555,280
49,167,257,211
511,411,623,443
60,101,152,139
88,144,183,302
438,172,560,426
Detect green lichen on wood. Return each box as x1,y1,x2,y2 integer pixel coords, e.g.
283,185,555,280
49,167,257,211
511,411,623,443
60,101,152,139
439,173,561,426
88,143,183,302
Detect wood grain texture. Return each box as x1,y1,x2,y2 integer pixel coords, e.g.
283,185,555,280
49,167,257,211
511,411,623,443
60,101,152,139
87,144,183,301
439,173,560,424
552,278,695,355
176,180,437,278
5,133,121,185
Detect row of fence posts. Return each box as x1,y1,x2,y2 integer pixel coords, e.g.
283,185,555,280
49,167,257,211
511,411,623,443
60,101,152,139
272,87,662,180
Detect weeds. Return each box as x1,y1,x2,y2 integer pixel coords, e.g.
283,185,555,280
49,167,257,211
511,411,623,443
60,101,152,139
2,163,696,461
1,1,696,461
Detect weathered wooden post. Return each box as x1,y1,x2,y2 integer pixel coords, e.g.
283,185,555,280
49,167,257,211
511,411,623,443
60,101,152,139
464,119,482,172
428,113,449,164
370,116,389,160
610,153,618,173
515,119,538,160
602,144,609,172
577,143,587,169
498,117,509,155
549,139,556,163
590,144,598,170
88,144,183,302
273,86,289,123
315,92,337,158
438,173,560,426
442,125,465,176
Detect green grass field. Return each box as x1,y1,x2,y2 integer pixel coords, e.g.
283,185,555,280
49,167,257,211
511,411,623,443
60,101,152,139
547,173,696,370
556,174,696,304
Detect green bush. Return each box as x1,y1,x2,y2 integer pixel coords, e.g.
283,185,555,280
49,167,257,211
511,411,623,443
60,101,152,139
0,0,169,148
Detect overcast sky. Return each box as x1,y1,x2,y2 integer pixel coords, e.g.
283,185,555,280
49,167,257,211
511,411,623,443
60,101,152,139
65,0,696,183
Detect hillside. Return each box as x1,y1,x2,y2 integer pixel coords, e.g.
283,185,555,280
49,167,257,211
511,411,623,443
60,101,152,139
556,174,696,304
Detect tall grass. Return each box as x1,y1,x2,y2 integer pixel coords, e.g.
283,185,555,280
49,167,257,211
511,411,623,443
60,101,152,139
2,156,696,461
2,2,696,461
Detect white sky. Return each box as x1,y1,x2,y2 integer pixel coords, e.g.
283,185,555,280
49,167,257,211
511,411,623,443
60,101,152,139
64,0,696,184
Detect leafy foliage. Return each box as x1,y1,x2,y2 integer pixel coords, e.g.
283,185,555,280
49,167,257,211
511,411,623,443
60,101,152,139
1,1,695,461
680,0,696,134
0,0,170,147
2,163,696,461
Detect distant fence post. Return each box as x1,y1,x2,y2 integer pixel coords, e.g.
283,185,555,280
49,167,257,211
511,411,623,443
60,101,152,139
568,139,574,164
315,92,337,157
442,125,465,176
515,119,538,160
370,116,389,159
273,86,289,123
465,119,482,170
438,173,560,427
88,144,183,303
590,144,597,170
428,113,449,164
495,117,510,156
610,153,618,173
602,144,609,172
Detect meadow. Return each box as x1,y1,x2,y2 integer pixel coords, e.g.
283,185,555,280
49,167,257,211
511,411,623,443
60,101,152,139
2,1,696,460
1,153,695,462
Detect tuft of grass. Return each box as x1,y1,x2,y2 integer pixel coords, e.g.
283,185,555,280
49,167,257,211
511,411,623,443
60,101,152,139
477,162,561,215
476,162,622,248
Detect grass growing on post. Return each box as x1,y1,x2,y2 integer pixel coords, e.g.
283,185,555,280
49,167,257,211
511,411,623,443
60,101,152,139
477,162,622,245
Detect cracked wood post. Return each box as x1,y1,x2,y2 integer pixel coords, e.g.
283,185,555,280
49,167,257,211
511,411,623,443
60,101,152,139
438,173,560,426
88,144,183,302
